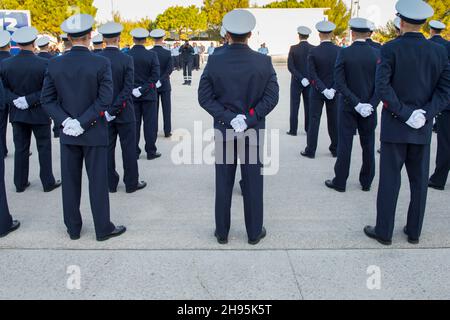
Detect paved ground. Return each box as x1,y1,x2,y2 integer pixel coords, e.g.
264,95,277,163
0,66,449,300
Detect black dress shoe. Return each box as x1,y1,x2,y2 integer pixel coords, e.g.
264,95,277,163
286,131,297,136
248,227,267,245
68,232,81,241
363,226,392,246
0,220,20,238
96,226,127,242
109,188,117,193
44,180,62,193
214,231,228,245
29,151,32,157
403,226,419,245
16,182,31,193
147,152,162,160
165,133,172,138
300,150,315,159
325,180,345,192
331,153,337,158
428,180,444,191
362,185,371,192
377,149,381,154
126,181,147,193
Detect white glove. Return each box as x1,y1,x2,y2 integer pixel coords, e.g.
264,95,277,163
132,87,142,98
105,111,116,122
156,81,162,89
406,109,427,129
13,97,29,110
63,119,85,137
355,103,374,118
230,115,248,133
301,78,310,87
322,89,335,100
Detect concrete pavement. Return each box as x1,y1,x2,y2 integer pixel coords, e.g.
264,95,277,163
0,66,448,299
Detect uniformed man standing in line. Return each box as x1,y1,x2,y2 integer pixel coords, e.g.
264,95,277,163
36,36,54,59
212,27,229,56
428,20,450,191
150,29,174,138
41,14,126,241
92,34,104,53
0,78,20,238
98,22,147,194
128,28,161,160
0,31,11,158
364,0,450,245
301,21,340,159
287,26,314,136
199,10,279,245
366,23,382,50
1,27,61,193
180,40,194,85
325,18,380,193
61,33,72,54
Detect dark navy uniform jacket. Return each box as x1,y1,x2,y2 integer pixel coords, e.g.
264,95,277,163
99,47,135,124
288,41,314,83
150,45,173,92
0,51,11,63
0,78,4,111
366,38,382,50
376,32,450,145
38,52,54,59
334,41,380,111
0,50,50,125
308,41,341,93
198,44,279,139
212,44,229,56
41,46,114,147
180,44,194,63
430,35,450,111
127,45,160,102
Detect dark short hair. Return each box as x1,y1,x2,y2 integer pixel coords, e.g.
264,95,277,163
228,32,251,42
299,34,309,40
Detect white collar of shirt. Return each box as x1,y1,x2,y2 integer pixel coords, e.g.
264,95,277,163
106,45,119,48
354,39,366,42
321,40,332,43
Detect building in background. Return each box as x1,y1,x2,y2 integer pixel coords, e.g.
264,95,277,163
245,8,327,58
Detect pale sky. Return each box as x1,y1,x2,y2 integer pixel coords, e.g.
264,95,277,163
93,0,397,27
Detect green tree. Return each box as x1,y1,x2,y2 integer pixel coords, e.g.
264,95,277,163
424,0,450,38
299,0,350,36
111,13,152,48
154,5,207,39
203,0,250,31
264,0,303,8
0,0,97,37
372,21,398,44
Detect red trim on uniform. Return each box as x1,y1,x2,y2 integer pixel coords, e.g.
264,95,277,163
377,58,381,64
249,108,255,117
100,111,105,117
150,83,155,89
123,102,126,108
311,80,316,85
383,102,388,109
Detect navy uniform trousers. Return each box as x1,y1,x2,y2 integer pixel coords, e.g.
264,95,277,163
157,90,172,136
12,122,55,190
108,121,139,191
305,90,338,156
333,107,376,190
215,138,263,240
0,109,7,157
61,144,114,237
430,110,450,187
0,138,12,234
376,143,430,240
135,100,158,156
290,79,310,133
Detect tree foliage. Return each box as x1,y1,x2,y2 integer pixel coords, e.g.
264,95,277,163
203,0,250,30
372,21,398,44
264,0,303,8
424,0,450,38
0,0,97,37
299,0,350,36
111,13,152,47
153,5,207,38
